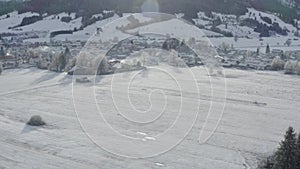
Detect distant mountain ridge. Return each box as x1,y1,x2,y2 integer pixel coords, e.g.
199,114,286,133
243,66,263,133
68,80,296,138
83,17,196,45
0,0,299,24
0,0,299,41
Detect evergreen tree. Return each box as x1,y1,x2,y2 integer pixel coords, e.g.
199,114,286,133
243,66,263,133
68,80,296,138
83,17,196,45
162,41,168,50
266,44,271,54
296,134,300,169
0,46,5,56
273,127,297,169
64,46,71,61
256,47,260,56
58,52,67,72
234,35,238,42
0,63,3,75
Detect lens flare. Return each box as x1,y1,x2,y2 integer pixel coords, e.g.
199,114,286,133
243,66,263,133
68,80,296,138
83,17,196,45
141,0,159,13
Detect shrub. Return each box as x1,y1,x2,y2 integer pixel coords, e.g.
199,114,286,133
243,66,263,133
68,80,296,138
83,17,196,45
258,155,275,169
27,115,46,126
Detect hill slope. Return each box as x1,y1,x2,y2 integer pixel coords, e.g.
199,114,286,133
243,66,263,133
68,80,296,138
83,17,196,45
1,0,299,24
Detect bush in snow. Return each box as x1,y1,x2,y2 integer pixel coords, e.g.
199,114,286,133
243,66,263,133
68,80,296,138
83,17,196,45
257,155,275,169
27,115,46,126
271,56,284,71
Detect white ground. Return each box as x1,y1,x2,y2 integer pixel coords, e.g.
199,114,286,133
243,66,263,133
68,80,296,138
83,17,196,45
0,67,299,169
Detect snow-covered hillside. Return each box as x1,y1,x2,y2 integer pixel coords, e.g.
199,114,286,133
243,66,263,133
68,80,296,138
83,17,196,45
0,11,115,40
1,8,299,41
0,11,81,33
193,8,299,38
0,11,40,33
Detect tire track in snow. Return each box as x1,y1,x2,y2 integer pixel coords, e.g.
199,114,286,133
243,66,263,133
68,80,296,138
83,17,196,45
238,151,251,169
206,142,255,169
0,83,63,97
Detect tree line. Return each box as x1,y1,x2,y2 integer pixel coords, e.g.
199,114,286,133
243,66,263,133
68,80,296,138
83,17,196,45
2,0,297,25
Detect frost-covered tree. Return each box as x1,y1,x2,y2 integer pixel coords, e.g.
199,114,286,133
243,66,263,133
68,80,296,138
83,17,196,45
49,48,69,72
284,61,300,75
49,54,60,72
273,127,297,169
271,56,284,71
284,61,296,74
97,56,109,75
219,42,230,53
37,57,42,69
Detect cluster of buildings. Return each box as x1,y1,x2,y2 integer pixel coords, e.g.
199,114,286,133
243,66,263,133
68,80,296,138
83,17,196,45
0,39,84,70
1,33,300,73
106,35,203,67
217,47,300,70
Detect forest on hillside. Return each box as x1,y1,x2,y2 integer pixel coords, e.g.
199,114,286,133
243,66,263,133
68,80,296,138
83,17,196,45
0,0,299,24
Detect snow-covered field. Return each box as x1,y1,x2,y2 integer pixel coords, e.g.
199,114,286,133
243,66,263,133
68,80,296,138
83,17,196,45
0,8,300,169
0,67,299,169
